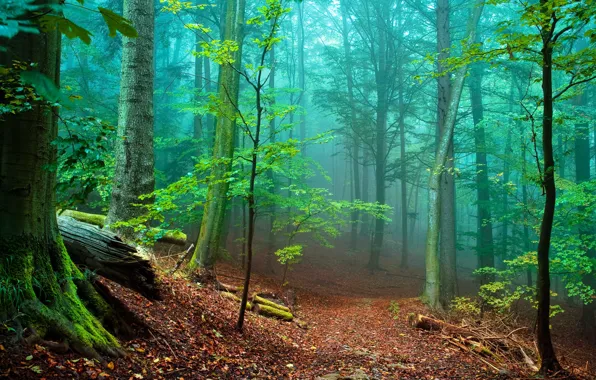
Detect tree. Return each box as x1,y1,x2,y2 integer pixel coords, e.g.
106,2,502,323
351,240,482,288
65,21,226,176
435,0,457,305
423,0,484,309
339,0,362,249
0,2,122,358
468,54,495,290
188,0,247,280
106,0,156,236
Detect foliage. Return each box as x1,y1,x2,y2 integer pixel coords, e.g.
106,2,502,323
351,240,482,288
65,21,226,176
451,297,481,317
475,255,563,318
0,0,39,41
274,245,302,266
53,116,116,210
388,300,400,320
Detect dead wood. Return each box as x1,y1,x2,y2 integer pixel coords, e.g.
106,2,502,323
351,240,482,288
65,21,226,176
58,216,161,300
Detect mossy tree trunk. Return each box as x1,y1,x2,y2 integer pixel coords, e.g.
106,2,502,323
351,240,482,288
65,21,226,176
189,0,246,279
107,0,156,236
0,8,120,357
424,0,483,309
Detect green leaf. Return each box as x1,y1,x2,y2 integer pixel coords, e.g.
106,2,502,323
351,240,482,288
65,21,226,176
39,15,92,44
20,71,60,102
98,7,137,38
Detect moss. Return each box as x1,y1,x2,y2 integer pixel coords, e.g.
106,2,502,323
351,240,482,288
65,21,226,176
0,235,120,357
255,304,293,321
220,291,252,310
253,295,291,313
60,210,106,228
148,228,187,245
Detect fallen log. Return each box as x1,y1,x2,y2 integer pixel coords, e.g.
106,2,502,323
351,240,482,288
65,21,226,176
253,303,293,321
59,210,187,246
219,291,252,310
409,313,480,338
252,294,292,313
58,216,161,300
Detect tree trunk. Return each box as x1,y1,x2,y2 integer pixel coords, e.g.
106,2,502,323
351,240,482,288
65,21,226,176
0,9,120,357
189,0,246,279
57,217,160,300
297,1,306,151
397,8,409,269
107,0,155,237
574,83,596,342
266,45,277,273
436,0,457,307
424,0,483,309
369,2,389,270
468,61,494,287
535,12,562,373
340,0,361,249
360,154,370,237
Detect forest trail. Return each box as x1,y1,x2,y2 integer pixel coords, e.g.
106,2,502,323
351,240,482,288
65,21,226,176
1,243,593,379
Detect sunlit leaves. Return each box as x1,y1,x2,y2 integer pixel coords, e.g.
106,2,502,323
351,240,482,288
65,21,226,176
159,0,210,14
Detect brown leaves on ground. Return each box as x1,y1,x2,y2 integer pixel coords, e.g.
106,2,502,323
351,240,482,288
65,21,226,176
1,243,594,379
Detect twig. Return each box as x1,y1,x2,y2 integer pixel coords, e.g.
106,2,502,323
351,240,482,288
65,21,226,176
170,244,195,274
149,328,178,360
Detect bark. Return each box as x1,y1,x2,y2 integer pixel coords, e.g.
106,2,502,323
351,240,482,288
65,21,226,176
436,0,457,307
397,9,409,269
189,0,246,278
535,6,562,372
424,0,483,309
369,1,390,270
57,217,160,300
107,0,155,237
194,30,204,145
468,61,494,287
340,0,361,248
266,45,277,273
574,85,596,342
0,8,120,357
360,154,370,237
297,1,306,149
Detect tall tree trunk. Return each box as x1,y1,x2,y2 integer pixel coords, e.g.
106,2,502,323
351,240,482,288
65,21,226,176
424,0,483,309
574,83,596,342
397,8,409,269
189,0,246,279
361,154,370,237
468,61,494,287
436,0,457,307
266,45,277,273
340,0,361,248
369,2,389,270
194,30,203,146
107,0,155,236
535,8,562,372
204,55,215,147
297,1,306,150
0,5,120,357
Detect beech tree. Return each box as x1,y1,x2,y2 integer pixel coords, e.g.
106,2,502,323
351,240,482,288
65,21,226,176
106,0,156,235
423,0,484,309
0,1,138,358
188,0,247,280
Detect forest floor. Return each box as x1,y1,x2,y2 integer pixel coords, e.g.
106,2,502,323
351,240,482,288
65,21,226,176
1,239,595,379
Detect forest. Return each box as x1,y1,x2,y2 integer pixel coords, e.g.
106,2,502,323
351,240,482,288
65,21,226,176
1,0,596,378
